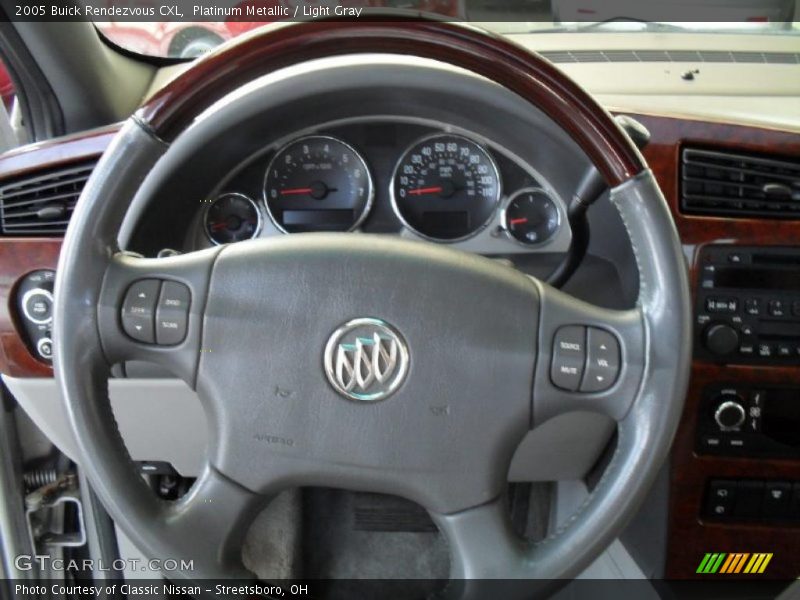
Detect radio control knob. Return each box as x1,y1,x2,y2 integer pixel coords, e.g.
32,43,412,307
704,323,739,356
714,399,746,431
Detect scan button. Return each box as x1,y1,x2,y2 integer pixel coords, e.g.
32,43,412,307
155,281,191,346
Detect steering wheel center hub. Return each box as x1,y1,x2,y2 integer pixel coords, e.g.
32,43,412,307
323,317,409,402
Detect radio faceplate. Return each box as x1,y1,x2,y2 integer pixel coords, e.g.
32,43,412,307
696,245,800,365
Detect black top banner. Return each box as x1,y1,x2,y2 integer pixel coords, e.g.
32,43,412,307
2,0,798,23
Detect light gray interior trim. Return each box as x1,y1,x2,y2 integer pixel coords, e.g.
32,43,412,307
4,380,612,484
3,376,207,477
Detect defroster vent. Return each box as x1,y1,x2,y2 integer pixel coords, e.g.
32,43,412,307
681,148,800,219
0,160,97,236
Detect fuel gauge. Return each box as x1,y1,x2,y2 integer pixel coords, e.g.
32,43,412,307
204,193,261,245
502,188,560,246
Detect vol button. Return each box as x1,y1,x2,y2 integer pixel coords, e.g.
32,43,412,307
580,328,620,392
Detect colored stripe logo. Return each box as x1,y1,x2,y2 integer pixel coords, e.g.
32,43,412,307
696,553,773,574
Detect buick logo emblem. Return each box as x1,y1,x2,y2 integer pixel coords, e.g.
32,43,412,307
324,318,409,402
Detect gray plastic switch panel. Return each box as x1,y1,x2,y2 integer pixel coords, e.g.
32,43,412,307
155,281,191,345
581,328,621,393
121,279,161,344
551,325,587,391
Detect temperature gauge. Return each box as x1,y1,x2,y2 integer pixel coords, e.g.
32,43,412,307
502,188,560,246
204,193,261,245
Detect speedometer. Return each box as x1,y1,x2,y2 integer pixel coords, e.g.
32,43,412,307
391,134,501,241
264,135,373,233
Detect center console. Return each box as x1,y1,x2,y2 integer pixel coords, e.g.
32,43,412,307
697,384,800,458
696,245,800,365
692,245,800,535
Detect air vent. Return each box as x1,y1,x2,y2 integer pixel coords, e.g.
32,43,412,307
0,160,96,236
681,148,800,219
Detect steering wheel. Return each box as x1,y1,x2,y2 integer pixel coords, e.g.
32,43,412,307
53,20,691,599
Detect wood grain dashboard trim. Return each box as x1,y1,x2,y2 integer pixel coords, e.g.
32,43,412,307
0,126,119,377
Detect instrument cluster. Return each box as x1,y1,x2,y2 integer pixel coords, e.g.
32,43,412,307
193,120,568,253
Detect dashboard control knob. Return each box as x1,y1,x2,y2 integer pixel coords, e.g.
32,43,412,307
21,288,54,325
704,323,739,356
36,337,53,360
714,399,746,431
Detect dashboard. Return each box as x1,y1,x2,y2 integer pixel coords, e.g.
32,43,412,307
0,37,799,583
181,119,570,255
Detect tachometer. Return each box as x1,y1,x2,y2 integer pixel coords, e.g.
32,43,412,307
204,193,261,245
264,135,373,233
391,134,501,241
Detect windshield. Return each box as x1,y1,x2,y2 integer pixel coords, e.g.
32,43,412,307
93,0,800,59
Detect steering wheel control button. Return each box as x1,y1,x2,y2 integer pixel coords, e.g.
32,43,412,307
121,279,161,344
155,281,191,345
324,318,409,402
36,337,53,360
550,326,586,392
21,288,54,325
580,328,621,393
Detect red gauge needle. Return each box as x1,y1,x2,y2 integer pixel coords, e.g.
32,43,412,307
408,186,443,196
509,218,528,226
209,222,229,232
280,187,313,196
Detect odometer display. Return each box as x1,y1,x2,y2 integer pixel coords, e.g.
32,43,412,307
264,135,373,233
391,134,501,241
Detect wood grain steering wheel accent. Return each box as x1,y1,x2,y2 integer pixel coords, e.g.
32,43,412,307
136,19,645,187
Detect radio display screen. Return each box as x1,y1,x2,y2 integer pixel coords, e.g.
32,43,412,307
714,267,800,291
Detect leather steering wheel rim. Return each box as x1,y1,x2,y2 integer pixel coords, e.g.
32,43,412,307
53,20,691,599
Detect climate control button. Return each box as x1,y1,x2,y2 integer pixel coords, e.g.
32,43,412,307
714,398,746,431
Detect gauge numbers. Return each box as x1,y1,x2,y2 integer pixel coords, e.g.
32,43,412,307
264,135,373,233
391,134,501,241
